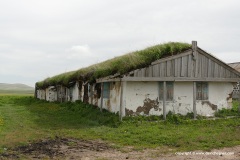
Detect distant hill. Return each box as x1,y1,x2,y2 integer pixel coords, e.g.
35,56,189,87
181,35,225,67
0,83,34,95
0,83,34,90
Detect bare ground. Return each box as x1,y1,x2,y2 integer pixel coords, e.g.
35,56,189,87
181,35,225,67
0,137,239,160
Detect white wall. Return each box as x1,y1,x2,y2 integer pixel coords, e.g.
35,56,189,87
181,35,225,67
122,81,233,117
37,89,46,100
196,82,233,116
102,82,121,113
45,86,57,102
71,82,79,102
171,82,193,115
79,83,84,102
123,81,161,116
36,81,234,117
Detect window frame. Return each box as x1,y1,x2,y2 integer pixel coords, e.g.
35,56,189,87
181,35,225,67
103,82,110,99
159,81,174,101
196,82,208,100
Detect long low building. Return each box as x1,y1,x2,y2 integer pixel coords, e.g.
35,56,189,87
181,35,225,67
35,41,240,119
228,62,240,99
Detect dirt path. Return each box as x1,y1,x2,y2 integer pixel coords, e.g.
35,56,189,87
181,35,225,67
0,138,239,160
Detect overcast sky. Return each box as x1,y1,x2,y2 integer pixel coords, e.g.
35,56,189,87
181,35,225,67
0,0,240,87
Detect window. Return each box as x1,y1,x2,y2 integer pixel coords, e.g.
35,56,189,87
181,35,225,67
69,87,73,100
88,84,93,97
95,83,101,98
159,82,174,101
103,82,110,98
196,82,208,100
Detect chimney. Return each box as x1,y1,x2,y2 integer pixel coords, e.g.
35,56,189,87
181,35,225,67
192,41,197,60
192,41,197,51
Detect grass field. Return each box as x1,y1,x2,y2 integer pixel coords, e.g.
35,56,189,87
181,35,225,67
0,95,239,153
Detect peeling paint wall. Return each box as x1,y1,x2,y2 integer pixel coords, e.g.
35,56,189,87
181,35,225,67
93,83,100,107
172,82,193,115
46,86,57,102
36,89,46,100
73,82,80,102
88,83,101,106
56,85,67,102
36,80,233,117
122,81,233,117
68,82,79,102
78,83,84,102
196,82,233,116
101,82,121,113
123,81,161,116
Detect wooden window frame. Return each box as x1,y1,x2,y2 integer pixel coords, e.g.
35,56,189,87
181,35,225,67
159,81,174,101
196,82,208,100
103,82,110,99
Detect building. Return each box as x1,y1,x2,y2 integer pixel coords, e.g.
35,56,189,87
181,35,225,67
229,62,240,99
35,41,240,119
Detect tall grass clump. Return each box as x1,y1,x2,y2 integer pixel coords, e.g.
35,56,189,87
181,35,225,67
36,42,191,88
215,100,240,117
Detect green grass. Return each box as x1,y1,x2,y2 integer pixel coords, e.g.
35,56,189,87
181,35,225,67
0,95,239,153
36,42,191,88
215,100,240,117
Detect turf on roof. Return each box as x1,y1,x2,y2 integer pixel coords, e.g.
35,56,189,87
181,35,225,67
36,42,191,88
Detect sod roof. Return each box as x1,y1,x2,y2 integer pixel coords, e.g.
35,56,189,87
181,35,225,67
36,42,191,88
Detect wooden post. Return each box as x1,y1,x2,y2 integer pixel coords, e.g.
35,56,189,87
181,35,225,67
193,82,197,119
163,81,166,120
100,82,103,112
192,41,197,59
192,41,198,78
119,80,124,121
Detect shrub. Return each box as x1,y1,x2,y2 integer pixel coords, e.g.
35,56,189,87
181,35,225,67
215,100,240,117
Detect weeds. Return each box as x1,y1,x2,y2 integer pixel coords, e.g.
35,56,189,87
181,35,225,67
215,100,240,117
122,111,206,125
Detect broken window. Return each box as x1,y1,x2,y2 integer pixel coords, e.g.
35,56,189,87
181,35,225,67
196,82,208,100
159,82,174,101
95,83,101,98
103,82,110,99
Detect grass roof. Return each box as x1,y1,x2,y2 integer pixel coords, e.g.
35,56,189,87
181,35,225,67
36,42,191,88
